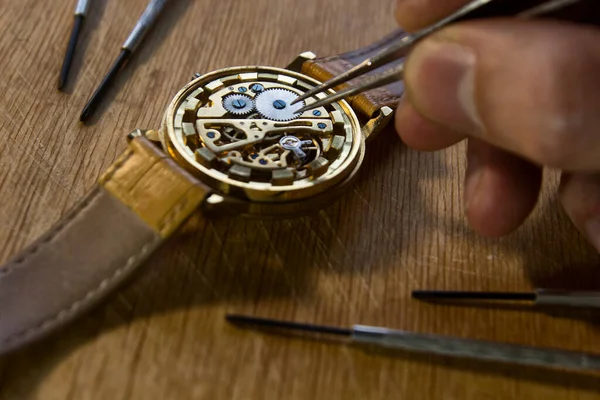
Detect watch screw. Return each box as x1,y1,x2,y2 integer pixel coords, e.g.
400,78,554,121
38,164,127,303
273,100,287,110
238,87,248,93
232,99,247,109
317,123,326,129
312,110,321,116
250,83,264,93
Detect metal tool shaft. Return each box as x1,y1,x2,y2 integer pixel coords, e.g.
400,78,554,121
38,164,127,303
296,64,405,113
413,288,600,308
352,325,600,371
535,289,600,308
227,314,600,372
123,0,170,52
412,290,537,301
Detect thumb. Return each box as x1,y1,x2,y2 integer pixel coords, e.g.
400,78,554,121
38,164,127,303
403,19,600,171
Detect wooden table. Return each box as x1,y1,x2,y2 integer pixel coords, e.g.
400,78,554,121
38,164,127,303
1,0,600,398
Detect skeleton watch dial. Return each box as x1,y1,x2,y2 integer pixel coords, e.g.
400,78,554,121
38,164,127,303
160,66,363,203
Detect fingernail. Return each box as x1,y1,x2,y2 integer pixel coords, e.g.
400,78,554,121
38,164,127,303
585,216,600,253
405,40,484,134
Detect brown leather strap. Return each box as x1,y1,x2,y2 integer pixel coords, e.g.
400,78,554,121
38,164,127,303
301,29,408,118
0,135,209,355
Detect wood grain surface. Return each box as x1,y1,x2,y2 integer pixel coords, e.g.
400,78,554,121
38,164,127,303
1,0,600,398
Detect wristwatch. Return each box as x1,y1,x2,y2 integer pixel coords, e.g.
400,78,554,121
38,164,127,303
0,29,406,355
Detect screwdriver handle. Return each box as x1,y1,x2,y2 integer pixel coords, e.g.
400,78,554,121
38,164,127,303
352,325,600,371
122,0,170,52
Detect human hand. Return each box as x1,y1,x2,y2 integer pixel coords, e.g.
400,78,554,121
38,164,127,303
394,0,600,252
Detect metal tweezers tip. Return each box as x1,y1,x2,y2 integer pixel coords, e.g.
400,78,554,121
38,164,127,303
291,59,370,105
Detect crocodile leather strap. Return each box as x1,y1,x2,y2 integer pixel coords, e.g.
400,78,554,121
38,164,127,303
0,135,210,355
302,28,407,118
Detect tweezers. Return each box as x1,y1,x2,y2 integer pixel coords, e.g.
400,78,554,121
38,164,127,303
293,0,599,113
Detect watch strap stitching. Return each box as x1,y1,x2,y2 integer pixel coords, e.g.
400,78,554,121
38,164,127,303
157,188,191,236
100,140,208,238
100,148,135,184
1,237,159,347
0,189,102,277
0,147,161,349
0,151,135,277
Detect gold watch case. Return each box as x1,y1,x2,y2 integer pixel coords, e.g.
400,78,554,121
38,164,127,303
150,54,391,217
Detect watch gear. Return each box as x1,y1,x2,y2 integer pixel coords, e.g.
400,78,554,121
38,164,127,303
162,65,362,201
222,93,255,115
254,88,305,121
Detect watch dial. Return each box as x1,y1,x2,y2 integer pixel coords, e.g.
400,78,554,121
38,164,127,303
161,66,363,203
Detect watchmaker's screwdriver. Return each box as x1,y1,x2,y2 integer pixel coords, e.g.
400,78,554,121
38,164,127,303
80,0,170,122
58,0,91,90
227,314,600,372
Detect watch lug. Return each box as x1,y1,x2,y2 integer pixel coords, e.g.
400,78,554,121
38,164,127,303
361,106,394,143
126,129,145,142
127,129,162,145
144,129,162,143
286,51,316,73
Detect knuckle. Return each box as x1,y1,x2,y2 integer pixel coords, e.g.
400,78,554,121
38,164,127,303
478,21,600,169
526,49,587,168
533,117,580,168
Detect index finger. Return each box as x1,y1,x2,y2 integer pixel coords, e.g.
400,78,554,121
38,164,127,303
396,0,472,31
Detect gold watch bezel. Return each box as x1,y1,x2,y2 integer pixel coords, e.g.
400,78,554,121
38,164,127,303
159,65,365,206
